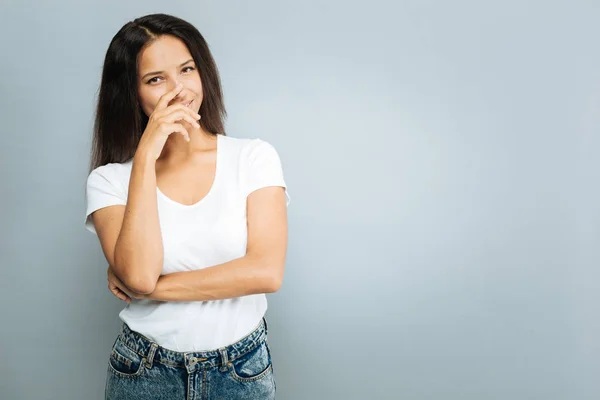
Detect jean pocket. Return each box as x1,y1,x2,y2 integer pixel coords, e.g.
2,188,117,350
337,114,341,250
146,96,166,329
107,337,145,379
229,339,273,383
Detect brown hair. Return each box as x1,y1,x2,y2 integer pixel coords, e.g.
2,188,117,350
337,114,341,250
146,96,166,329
89,13,227,171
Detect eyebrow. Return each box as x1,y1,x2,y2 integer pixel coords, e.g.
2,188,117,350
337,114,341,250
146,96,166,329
141,59,195,80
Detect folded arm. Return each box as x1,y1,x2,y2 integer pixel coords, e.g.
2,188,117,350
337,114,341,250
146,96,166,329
141,185,288,301
92,154,164,295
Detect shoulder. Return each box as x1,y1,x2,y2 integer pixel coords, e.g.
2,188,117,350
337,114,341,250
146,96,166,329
220,134,277,151
86,159,133,189
220,135,282,164
227,137,278,162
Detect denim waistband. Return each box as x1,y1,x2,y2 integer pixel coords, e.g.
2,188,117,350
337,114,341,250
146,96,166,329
116,317,268,370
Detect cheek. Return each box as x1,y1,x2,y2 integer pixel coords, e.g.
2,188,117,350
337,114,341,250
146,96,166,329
138,88,163,116
185,74,203,96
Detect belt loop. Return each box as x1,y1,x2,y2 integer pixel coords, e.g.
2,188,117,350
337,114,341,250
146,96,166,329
218,347,229,372
263,317,268,335
144,343,159,369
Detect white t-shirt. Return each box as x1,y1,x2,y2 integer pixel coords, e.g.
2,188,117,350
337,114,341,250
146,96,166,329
85,134,289,351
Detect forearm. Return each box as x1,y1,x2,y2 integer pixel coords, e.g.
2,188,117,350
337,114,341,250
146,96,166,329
144,255,283,302
114,153,163,293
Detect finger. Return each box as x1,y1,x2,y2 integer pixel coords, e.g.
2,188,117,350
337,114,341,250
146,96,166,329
161,110,201,128
111,287,131,302
119,290,131,303
109,283,124,298
112,288,125,301
155,103,201,122
166,104,202,123
162,122,191,142
155,82,184,111
108,281,127,297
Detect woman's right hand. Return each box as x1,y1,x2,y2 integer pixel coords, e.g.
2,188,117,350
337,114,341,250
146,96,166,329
136,82,202,161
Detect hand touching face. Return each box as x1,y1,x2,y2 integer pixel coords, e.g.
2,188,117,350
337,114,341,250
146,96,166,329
137,34,203,118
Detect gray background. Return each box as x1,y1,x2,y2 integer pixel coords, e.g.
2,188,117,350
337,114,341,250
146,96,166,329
1,0,599,399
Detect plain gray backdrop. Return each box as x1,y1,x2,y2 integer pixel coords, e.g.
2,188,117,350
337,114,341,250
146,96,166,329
1,0,599,399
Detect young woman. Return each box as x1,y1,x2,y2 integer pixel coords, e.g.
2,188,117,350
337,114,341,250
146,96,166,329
85,13,289,399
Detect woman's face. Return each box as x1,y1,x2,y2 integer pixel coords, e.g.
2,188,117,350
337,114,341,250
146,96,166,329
137,35,203,117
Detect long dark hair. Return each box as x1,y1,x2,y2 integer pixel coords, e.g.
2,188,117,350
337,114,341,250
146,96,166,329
89,13,227,171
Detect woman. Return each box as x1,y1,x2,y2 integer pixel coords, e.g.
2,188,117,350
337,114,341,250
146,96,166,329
85,13,289,399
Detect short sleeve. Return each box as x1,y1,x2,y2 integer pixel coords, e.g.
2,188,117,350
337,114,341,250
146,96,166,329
85,165,127,234
242,139,290,206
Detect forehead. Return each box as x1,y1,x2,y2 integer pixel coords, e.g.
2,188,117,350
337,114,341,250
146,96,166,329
138,35,192,71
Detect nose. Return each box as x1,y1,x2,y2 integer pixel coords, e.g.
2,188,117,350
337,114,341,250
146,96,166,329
169,79,181,91
169,81,184,102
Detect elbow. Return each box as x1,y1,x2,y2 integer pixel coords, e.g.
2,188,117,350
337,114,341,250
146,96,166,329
122,273,157,295
247,252,285,293
265,266,284,293
114,245,161,294
267,279,282,293
113,260,158,295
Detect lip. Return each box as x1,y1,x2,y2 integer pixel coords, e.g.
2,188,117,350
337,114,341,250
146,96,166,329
183,99,194,108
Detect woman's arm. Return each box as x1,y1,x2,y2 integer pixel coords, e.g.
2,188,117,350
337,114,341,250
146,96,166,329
92,154,163,295
113,154,164,293
141,186,288,301
92,84,199,295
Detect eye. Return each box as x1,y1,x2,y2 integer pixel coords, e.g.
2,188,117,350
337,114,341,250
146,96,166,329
147,76,162,84
182,66,195,73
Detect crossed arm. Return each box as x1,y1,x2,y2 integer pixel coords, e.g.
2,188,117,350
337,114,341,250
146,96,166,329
97,185,288,302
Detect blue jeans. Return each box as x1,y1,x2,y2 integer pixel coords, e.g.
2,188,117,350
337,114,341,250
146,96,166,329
105,317,276,399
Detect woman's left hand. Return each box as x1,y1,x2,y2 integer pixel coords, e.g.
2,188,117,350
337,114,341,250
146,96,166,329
107,265,146,301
